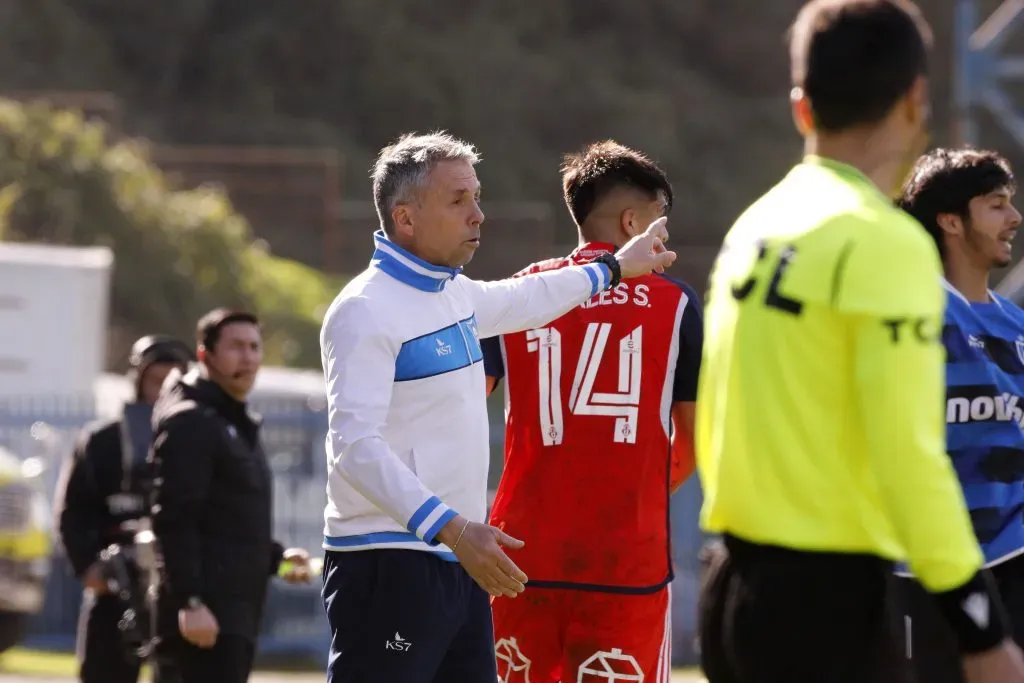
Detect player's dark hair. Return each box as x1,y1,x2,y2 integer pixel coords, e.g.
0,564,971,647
196,308,260,352
789,0,932,132
561,140,673,229
897,148,1016,259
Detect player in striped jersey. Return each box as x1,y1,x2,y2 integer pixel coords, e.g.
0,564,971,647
894,147,1024,683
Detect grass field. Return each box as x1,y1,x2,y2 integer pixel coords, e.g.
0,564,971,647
0,647,706,681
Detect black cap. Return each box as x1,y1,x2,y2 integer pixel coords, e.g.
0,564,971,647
129,335,193,372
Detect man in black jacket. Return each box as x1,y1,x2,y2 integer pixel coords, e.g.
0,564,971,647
149,308,311,683
54,335,192,683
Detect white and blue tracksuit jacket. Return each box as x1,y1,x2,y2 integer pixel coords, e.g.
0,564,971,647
320,230,613,561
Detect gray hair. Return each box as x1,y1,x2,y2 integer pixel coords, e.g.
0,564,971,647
371,131,480,233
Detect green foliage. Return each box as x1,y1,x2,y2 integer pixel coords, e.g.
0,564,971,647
11,0,960,210
242,249,347,370
0,98,339,369
2,0,1014,288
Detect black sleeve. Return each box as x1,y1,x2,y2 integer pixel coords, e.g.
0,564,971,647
52,430,105,578
269,541,285,576
672,284,704,403
482,336,505,384
150,411,215,607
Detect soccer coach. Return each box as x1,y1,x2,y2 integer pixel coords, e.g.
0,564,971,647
319,131,675,683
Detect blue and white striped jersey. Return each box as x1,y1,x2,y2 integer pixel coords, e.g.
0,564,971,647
944,280,1024,567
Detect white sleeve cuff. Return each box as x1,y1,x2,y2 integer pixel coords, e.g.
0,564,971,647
407,496,459,546
580,262,612,297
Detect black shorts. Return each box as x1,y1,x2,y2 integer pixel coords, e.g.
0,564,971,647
699,535,909,683
892,553,1024,683
321,549,496,683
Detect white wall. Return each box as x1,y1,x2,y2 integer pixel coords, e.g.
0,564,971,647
0,243,113,400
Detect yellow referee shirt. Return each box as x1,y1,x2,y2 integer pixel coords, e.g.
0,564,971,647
697,155,983,592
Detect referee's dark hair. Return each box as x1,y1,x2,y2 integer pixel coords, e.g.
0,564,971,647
196,308,260,352
789,0,933,132
897,147,1016,260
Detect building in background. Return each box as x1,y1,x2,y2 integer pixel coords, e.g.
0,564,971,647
0,243,112,401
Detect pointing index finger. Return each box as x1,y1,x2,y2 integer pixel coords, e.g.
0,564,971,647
646,216,668,236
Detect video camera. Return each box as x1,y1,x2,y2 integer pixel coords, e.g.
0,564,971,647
96,518,161,661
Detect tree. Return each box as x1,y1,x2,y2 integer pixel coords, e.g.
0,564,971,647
0,98,340,369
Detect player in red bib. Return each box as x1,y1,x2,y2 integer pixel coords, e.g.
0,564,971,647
482,141,703,683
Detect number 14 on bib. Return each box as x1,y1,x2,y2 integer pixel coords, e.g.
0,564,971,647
526,322,643,446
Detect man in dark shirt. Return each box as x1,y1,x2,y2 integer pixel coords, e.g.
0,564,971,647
149,309,311,683
54,335,192,683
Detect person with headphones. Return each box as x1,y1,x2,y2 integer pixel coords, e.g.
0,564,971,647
54,334,193,683
148,308,311,683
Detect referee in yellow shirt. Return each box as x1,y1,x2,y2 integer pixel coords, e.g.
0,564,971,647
696,1,1024,682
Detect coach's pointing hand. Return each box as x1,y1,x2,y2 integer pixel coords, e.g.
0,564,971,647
615,216,677,277
438,515,528,598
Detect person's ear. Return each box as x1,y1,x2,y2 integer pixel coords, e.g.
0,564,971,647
903,76,930,130
790,87,815,137
936,212,964,239
391,203,415,239
620,209,641,240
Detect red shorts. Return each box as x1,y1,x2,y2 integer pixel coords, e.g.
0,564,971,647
492,585,672,683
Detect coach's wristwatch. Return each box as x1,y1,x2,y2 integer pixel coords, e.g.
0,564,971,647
592,252,622,288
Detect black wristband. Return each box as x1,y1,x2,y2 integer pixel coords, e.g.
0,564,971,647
932,569,1008,654
592,253,621,289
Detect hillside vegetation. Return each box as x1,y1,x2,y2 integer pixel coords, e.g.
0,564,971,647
3,0,1003,225
0,0,1021,368
0,99,342,369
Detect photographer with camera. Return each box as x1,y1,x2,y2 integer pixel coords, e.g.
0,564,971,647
149,309,311,683
54,335,192,683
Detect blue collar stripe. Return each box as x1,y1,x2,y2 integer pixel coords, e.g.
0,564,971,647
371,230,461,293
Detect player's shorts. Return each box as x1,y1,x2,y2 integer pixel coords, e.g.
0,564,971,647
492,584,672,683
891,553,1024,683
699,535,909,683
321,549,496,683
